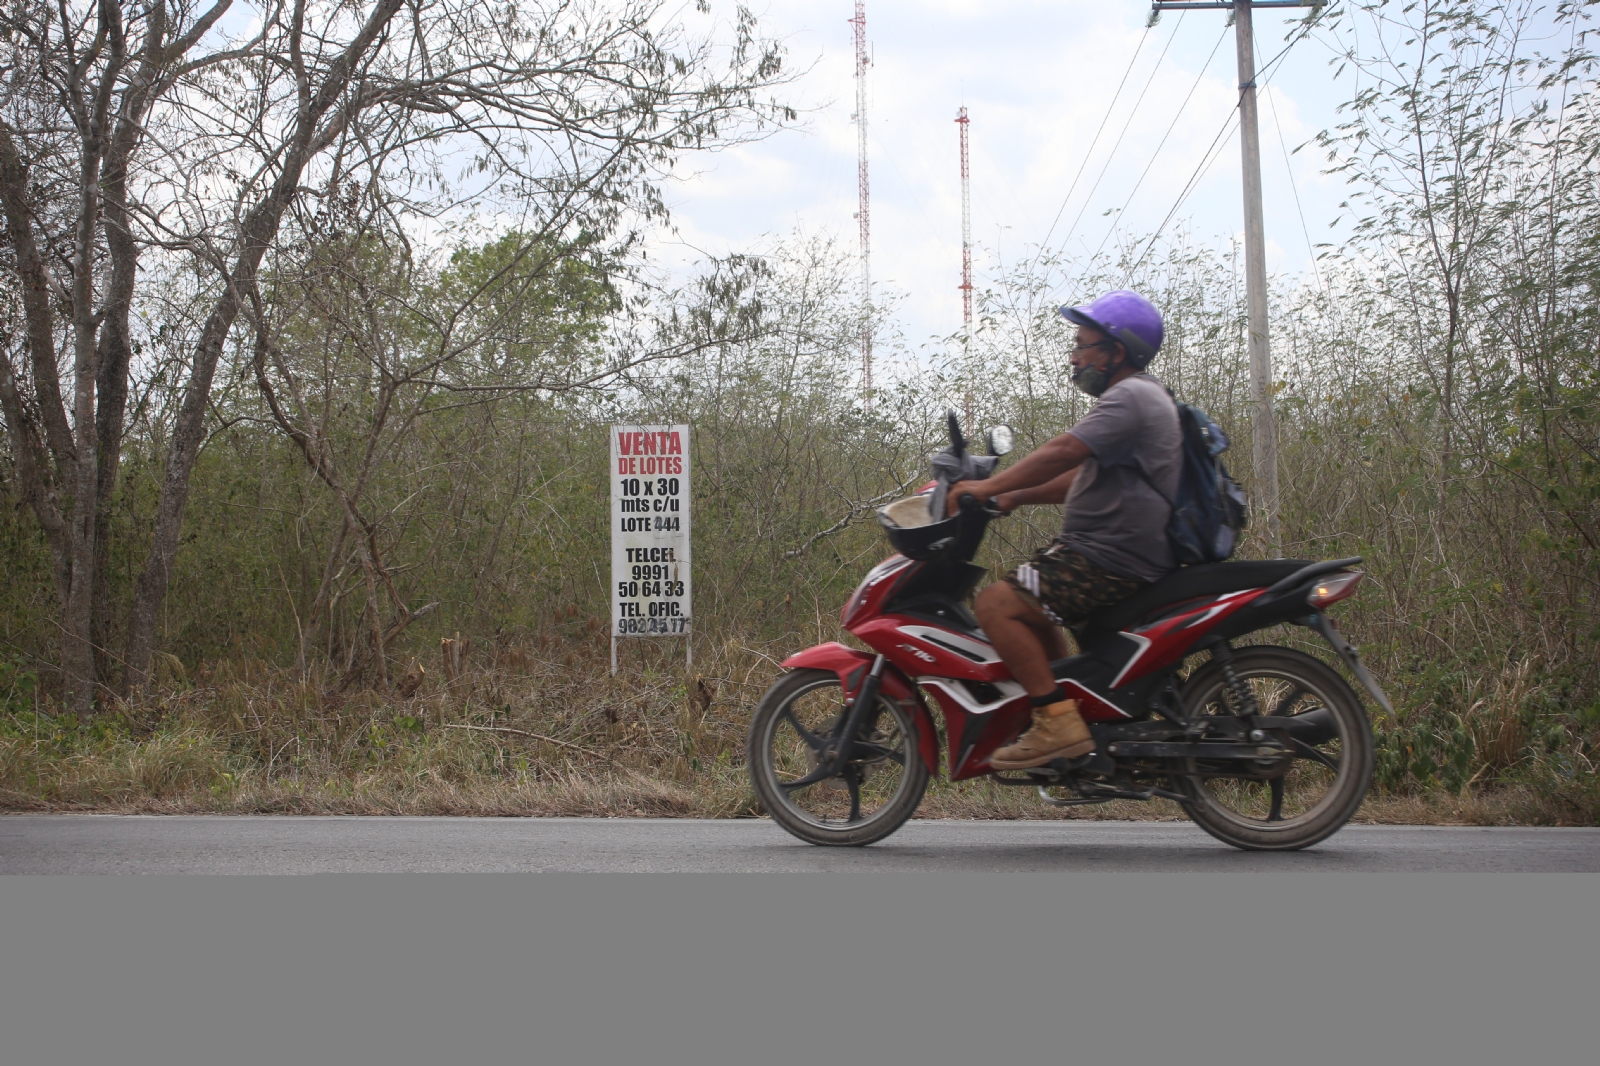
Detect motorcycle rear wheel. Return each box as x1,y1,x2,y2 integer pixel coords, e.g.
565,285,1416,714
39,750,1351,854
1177,646,1374,851
748,669,929,847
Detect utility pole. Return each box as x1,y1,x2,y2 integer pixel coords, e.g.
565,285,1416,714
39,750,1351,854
851,1,873,410
1152,0,1314,555
1233,0,1281,554
957,106,973,428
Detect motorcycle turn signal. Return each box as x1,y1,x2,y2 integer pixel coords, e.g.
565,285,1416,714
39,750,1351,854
1307,571,1363,608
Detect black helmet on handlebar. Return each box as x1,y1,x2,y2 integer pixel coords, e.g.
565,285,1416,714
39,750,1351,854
878,491,968,560
876,411,1000,560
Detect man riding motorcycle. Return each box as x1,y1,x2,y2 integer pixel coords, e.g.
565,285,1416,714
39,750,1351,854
947,289,1181,770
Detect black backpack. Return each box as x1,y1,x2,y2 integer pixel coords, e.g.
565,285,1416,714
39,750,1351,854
1140,391,1250,565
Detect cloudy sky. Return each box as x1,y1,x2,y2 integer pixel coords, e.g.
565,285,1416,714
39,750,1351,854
659,0,1355,350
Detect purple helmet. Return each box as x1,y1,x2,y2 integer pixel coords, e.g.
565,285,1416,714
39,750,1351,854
1060,290,1164,366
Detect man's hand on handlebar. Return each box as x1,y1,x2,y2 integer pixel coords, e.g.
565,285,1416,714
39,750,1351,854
946,480,1010,517
944,432,1091,517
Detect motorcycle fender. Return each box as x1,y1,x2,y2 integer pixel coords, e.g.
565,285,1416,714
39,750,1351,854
780,643,941,774
1305,613,1394,719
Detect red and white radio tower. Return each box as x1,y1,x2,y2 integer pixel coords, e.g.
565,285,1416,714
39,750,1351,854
957,106,973,427
956,106,972,334
850,1,872,406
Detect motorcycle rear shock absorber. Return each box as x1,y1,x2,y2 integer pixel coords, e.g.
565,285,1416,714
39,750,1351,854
1208,641,1261,718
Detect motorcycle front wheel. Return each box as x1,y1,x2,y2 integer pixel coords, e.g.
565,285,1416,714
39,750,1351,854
1177,646,1374,851
747,669,929,847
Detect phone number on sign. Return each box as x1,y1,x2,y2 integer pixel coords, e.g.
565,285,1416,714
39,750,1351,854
617,580,685,598
617,617,691,635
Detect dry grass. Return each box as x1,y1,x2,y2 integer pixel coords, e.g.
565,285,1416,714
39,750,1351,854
2,634,1595,826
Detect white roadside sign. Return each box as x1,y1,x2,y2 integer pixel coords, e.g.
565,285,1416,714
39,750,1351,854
610,424,691,671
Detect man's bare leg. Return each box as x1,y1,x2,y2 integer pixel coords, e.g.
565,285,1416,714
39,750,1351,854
974,582,1070,698
975,581,1096,766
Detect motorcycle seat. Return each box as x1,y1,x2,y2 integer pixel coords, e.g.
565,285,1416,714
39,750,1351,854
1079,559,1312,640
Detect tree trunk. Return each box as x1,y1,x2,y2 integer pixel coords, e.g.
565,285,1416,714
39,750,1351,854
123,288,238,691
59,0,134,711
0,126,73,609
90,214,137,690
91,14,169,694
122,0,406,691
0,123,76,467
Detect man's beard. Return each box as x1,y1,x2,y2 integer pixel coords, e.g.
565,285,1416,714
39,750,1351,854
1071,363,1114,397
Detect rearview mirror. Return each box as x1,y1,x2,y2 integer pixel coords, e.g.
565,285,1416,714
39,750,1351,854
986,425,1014,456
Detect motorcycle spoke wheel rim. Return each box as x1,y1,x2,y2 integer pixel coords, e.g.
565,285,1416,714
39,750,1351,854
764,679,914,830
1187,667,1350,830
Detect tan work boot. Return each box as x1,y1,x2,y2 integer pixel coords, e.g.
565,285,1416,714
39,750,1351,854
989,700,1095,769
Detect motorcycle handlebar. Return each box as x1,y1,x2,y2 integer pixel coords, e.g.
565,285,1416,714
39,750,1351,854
958,493,1005,518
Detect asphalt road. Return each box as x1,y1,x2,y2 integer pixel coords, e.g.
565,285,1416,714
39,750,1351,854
2,816,1597,872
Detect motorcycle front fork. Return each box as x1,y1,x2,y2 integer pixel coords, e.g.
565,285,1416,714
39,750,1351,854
788,654,888,789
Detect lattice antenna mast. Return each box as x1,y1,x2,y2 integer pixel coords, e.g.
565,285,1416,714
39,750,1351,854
957,107,972,332
957,105,973,428
851,1,872,405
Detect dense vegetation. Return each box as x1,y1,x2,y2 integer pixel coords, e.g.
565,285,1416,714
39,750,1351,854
2,1,1596,821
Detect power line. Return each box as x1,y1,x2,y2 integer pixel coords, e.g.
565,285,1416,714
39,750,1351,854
1265,77,1331,305
1038,20,1159,252
1090,24,1231,264
1130,13,1317,273
1252,19,1315,86
1132,113,1238,272
1043,11,1184,254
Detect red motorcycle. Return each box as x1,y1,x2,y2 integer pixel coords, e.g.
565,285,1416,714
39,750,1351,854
747,415,1389,851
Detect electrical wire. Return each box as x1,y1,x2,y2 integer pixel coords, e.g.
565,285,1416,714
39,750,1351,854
1131,114,1238,273
1089,24,1231,265
1052,12,1189,259
1265,78,1331,306
1253,20,1317,89
1128,11,1322,274
1037,18,1161,253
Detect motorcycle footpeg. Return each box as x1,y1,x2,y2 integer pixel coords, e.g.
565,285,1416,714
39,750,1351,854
1043,750,1116,777
1035,750,1115,778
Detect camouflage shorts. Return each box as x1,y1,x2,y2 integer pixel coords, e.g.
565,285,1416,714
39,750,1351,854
1004,542,1147,634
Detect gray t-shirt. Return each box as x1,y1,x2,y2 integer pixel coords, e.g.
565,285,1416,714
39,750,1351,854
1057,373,1182,583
